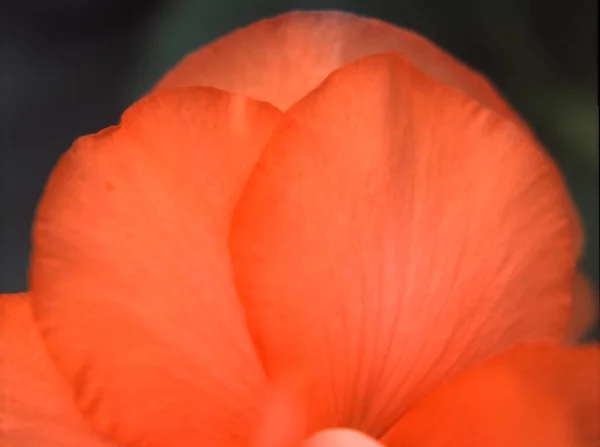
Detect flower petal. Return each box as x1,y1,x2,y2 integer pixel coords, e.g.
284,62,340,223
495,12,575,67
230,53,580,436
381,344,600,446
250,374,308,447
30,88,283,447
0,293,119,446
155,11,517,120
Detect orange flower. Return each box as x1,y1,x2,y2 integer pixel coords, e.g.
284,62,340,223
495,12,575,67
1,11,598,447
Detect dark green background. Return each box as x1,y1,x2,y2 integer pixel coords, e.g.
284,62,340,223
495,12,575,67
1,0,597,338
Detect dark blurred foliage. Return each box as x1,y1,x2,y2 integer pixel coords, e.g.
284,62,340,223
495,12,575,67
1,0,597,336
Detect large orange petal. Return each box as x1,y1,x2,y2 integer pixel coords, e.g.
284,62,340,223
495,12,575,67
0,293,120,446
382,344,600,447
29,88,283,447
155,11,518,121
229,53,580,437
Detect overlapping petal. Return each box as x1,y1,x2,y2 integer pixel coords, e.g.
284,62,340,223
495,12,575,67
29,88,283,447
0,293,120,446
230,52,581,436
156,11,519,123
382,344,600,446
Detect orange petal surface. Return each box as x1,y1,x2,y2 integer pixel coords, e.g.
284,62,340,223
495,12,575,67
0,293,119,447
250,373,308,447
30,88,282,447
230,53,581,437
382,343,600,447
155,11,518,122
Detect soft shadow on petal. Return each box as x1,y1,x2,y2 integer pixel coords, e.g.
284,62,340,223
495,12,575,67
0,293,120,447
30,88,283,447
250,374,308,447
382,344,600,447
565,271,599,342
304,428,384,447
155,10,518,121
230,52,580,437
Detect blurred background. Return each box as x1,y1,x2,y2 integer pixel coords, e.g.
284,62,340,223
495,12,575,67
1,0,598,338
